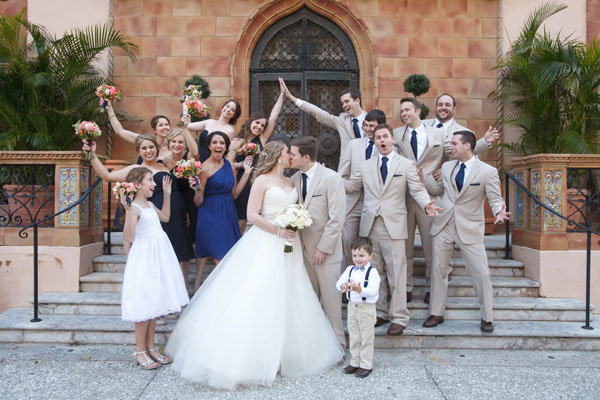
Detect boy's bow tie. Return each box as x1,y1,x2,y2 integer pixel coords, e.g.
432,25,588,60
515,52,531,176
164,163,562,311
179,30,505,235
354,266,365,271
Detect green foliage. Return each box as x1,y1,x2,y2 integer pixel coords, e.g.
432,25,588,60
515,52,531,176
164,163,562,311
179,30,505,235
403,74,430,97
403,74,431,119
183,74,211,121
0,9,139,151
490,2,600,156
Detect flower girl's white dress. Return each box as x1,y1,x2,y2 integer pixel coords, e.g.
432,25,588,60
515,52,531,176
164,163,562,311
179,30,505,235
121,202,189,322
166,187,343,390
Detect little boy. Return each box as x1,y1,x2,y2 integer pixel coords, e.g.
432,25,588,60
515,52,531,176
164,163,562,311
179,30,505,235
336,237,380,378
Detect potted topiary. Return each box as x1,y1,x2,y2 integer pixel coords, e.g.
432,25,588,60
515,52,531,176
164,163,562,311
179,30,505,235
403,74,431,119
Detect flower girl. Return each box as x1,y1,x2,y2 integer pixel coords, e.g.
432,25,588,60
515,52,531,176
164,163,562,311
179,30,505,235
119,167,189,369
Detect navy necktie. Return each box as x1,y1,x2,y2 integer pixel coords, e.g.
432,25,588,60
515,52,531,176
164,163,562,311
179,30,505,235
352,118,361,139
455,163,466,192
301,173,308,201
380,156,388,184
410,130,418,160
436,123,444,128
365,140,374,160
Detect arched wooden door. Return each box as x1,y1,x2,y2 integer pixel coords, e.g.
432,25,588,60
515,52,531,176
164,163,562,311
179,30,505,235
250,7,359,169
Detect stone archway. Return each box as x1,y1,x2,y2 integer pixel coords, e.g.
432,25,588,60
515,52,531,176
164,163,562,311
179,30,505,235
231,0,376,119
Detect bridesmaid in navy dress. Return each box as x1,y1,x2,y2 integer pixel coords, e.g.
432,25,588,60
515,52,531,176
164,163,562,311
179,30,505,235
185,99,241,162
190,131,252,292
230,87,284,234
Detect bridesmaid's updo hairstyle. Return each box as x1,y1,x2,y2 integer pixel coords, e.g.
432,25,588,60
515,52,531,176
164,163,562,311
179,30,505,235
222,99,241,126
150,115,170,129
135,134,160,155
237,112,267,143
207,131,231,156
166,128,184,143
253,140,286,182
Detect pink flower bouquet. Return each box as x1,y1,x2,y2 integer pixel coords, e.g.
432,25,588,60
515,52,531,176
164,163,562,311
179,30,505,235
96,84,122,112
74,120,101,160
236,142,259,157
113,181,137,206
172,158,203,191
177,85,211,127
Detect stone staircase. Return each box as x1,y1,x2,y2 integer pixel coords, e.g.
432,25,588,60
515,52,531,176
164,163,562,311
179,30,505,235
1,232,599,349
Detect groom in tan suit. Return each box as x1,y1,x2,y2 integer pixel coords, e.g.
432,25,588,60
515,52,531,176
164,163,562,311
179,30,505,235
345,124,441,335
290,136,346,347
422,130,510,332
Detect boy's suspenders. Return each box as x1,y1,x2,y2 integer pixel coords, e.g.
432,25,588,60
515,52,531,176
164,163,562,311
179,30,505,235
348,266,373,302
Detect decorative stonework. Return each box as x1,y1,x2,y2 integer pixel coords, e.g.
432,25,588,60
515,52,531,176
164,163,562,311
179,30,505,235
58,167,78,226
0,151,89,163
543,169,562,231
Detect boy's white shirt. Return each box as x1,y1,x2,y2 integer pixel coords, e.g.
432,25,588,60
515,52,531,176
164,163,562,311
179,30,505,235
335,263,380,304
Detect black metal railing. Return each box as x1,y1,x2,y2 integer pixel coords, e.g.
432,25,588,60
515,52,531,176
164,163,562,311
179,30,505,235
504,171,600,330
18,177,103,323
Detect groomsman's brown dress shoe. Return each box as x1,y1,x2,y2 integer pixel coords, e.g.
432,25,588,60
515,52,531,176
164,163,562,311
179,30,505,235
355,368,372,378
374,317,389,327
406,291,412,303
387,323,405,335
480,319,494,333
423,315,444,328
343,365,359,374
424,292,430,304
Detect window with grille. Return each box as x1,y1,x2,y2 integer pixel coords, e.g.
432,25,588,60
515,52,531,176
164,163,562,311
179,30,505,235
250,7,359,169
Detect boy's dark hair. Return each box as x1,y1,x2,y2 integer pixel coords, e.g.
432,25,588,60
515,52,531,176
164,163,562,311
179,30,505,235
351,237,373,255
453,130,476,151
290,136,318,161
365,109,386,125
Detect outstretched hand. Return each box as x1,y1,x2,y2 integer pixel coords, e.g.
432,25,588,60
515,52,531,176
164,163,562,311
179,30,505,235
162,175,172,196
279,77,296,102
425,200,442,217
494,204,511,224
484,126,501,144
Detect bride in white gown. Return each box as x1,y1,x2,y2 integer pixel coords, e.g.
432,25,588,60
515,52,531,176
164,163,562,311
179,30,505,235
166,141,343,390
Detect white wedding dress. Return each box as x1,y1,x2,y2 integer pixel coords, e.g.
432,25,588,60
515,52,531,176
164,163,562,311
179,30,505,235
166,187,343,390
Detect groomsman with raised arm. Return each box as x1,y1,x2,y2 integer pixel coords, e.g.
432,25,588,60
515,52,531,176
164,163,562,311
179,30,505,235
394,96,500,305
345,124,441,335
338,109,386,269
279,77,366,158
289,136,347,347
421,130,510,332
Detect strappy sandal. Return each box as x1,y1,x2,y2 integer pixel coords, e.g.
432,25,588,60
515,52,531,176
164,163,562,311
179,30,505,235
148,348,172,365
133,350,159,370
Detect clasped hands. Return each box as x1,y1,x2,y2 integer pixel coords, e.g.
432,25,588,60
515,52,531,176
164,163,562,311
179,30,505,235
340,280,362,294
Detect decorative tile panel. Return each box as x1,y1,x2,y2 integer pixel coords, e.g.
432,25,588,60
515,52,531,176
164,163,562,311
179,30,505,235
93,171,103,226
543,169,562,231
530,170,541,231
58,167,78,226
514,171,524,228
79,168,89,226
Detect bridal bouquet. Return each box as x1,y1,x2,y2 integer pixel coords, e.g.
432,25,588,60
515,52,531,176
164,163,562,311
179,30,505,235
236,142,259,157
177,85,211,126
275,204,313,253
74,120,102,160
95,84,122,112
113,181,137,206
172,158,203,191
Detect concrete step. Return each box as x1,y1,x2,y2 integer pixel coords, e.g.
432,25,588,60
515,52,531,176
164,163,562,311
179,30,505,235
2,308,598,350
32,292,592,322
411,276,540,297
79,273,123,292
412,257,524,277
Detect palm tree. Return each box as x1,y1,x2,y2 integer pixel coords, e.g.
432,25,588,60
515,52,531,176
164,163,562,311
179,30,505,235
491,2,600,156
0,8,139,150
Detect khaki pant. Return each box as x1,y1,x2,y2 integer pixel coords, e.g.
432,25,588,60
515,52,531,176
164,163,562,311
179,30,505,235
304,256,346,347
430,218,494,322
347,302,376,369
342,199,362,269
368,216,410,326
405,195,434,291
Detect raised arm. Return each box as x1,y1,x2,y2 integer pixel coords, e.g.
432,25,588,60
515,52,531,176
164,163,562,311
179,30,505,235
179,114,199,159
105,100,139,144
261,88,285,143
153,175,171,222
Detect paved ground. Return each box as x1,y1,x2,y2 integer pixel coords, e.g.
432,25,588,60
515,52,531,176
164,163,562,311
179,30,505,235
1,344,600,399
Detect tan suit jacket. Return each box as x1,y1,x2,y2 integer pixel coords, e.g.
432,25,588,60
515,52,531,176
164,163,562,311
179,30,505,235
345,153,431,240
338,137,378,215
298,101,359,157
292,163,345,262
422,118,490,155
425,157,504,244
392,124,450,176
